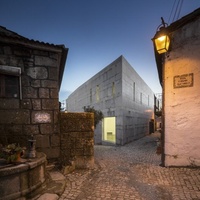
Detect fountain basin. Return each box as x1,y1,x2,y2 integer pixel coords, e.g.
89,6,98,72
0,152,47,200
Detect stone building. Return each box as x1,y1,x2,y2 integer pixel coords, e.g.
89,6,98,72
0,26,68,159
153,8,200,166
66,55,155,145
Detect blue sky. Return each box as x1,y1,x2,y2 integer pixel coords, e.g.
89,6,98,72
0,1,200,102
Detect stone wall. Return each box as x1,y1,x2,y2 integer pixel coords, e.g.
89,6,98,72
0,152,46,200
60,112,94,169
0,42,61,159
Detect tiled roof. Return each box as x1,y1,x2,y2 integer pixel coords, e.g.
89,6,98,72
0,25,64,48
0,25,68,89
167,7,200,32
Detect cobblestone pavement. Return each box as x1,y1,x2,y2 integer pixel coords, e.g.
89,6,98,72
59,132,200,200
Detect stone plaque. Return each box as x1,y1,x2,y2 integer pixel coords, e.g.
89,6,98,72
173,73,193,88
35,113,51,123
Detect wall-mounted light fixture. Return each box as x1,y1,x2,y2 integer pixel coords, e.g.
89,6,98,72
152,17,170,54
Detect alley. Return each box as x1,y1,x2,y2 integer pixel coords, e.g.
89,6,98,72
57,132,200,200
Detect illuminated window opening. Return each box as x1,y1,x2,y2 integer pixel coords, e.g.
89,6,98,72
103,117,116,143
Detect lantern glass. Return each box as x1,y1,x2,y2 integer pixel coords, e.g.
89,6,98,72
155,35,170,54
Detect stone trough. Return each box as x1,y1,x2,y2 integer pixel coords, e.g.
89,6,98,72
0,152,47,200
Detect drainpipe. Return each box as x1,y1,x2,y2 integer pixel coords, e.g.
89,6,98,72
161,55,166,167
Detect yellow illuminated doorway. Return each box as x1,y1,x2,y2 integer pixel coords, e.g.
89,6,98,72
103,117,116,143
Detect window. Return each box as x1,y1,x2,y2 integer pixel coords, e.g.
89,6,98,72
96,85,99,102
112,82,115,97
0,65,21,98
140,92,142,104
90,88,92,104
133,82,135,101
0,74,19,98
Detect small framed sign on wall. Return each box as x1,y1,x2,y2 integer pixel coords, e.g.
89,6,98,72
173,73,194,89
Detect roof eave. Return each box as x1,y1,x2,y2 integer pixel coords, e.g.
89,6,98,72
59,47,69,90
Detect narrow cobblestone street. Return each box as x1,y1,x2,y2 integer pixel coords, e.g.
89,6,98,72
58,132,200,200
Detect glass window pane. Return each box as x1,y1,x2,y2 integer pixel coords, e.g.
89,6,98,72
0,74,19,98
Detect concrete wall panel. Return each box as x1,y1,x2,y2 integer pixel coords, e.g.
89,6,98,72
66,56,154,145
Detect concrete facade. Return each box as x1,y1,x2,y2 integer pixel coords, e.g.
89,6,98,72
0,26,68,160
66,56,155,145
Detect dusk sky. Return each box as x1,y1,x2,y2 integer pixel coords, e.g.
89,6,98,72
0,1,200,102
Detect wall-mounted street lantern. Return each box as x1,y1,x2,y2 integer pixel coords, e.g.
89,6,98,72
152,17,170,54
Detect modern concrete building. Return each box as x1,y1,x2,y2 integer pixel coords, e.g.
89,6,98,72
66,55,155,145
153,8,200,166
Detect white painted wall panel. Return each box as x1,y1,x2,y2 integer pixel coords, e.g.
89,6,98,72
164,18,200,166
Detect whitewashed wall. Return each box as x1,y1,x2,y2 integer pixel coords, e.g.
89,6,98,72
164,17,200,166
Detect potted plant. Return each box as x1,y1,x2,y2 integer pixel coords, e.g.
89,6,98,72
0,143,23,163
